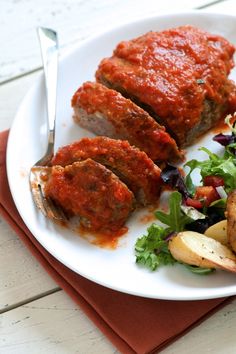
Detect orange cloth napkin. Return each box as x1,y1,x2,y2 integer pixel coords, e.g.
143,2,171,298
0,130,232,354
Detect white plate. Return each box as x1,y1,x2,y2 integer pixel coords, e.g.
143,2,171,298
7,11,236,300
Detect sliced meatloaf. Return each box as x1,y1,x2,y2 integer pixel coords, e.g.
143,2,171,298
45,158,135,232
96,25,236,147
51,137,162,206
71,81,182,162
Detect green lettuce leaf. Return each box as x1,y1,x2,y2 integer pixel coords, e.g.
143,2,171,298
135,224,176,271
155,191,193,232
185,147,236,193
184,264,215,275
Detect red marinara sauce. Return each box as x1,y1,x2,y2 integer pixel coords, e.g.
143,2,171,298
44,159,135,245
78,225,128,249
96,25,236,145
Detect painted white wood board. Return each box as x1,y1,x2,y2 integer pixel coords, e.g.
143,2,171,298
0,71,40,130
162,298,236,354
0,72,59,311
0,216,59,312
0,0,216,83
1,289,236,354
0,291,117,354
205,0,236,13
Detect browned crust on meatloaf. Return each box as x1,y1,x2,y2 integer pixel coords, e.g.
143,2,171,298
51,137,162,206
45,159,135,232
71,81,183,162
96,25,236,147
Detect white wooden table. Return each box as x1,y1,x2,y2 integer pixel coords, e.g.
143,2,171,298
1,1,236,353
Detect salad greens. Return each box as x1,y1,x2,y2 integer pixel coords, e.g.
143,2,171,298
185,147,236,193
135,224,176,271
155,192,193,232
160,165,190,198
185,114,236,194
184,265,215,275
135,114,236,275
135,192,211,274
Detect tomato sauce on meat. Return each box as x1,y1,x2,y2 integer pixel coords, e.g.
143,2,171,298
72,81,182,162
41,26,236,246
96,25,236,146
51,136,162,206
45,159,135,233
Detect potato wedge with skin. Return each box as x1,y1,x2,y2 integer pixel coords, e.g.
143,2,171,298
204,220,228,246
226,190,236,253
169,231,236,273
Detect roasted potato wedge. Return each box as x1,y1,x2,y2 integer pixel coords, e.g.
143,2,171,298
204,220,228,245
169,231,236,273
226,190,236,253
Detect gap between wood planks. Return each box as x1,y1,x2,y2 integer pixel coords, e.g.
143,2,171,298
0,0,227,87
197,0,227,9
0,287,61,315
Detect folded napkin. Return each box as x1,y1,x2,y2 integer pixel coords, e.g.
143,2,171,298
0,130,232,354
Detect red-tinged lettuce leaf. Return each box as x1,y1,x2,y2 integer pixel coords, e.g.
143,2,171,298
161,164,190,199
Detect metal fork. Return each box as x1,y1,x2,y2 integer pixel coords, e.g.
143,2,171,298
29,27,66,221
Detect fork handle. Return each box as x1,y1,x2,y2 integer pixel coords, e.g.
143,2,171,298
37,27,58,156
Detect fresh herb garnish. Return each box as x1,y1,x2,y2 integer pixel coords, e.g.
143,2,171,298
135,224,176,271
155,191,193,232
196,79,205,84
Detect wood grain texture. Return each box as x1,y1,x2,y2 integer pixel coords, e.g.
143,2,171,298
0,0,213,83
0,216,59,312
1,287,236,354
0,71,40,130
0,71,59,311
0,291,117,354
162,298,236,354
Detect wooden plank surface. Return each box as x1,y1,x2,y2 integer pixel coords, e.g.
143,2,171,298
1,289,236,354
0,217,59,312
0,71,59,312
162,298,236,354
0,71,40,130
0,291,117,354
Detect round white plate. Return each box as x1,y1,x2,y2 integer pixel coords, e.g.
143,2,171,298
7,11,236,300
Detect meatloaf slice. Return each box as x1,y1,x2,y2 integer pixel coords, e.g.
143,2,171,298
96,25,236,147
71,81,182,162
45,158,135,232
51,137,162,206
